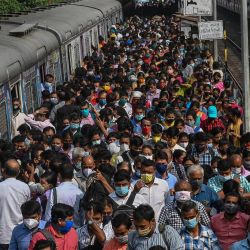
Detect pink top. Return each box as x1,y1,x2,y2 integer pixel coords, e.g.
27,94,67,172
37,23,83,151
213,81,225,92
24,114,55,132
29,224,78,250
242,166,250,177
211,212,250,250
103,238,127,250
80,114,95,126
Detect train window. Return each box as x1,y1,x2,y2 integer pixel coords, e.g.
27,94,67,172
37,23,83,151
94,30,98,47
31,77,39,109
89,30,93,48
67,44,72,75
0,101,8,139
10,81,20,100
85,37,90,56
39,64,46,83
80,35,84,59
25,82,33,113
74,43,80,68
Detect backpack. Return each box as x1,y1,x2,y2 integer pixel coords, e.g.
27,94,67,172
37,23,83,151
34,228,57,250
112,190,137,219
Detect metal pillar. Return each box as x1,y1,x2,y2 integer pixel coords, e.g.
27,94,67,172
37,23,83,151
241,0,250,132
213,0,218,61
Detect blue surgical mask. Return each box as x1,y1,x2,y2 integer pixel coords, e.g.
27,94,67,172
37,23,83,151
156,163,168,175
92,140,101,146
115,186,129,197
99,99,107,106
135,114,144,121
59,220,73,234
183,217,198,229
81,109,89,118
70,123,80,130
135,170,141,178
219,175,231,182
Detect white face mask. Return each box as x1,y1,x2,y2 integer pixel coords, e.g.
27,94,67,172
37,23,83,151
232,167,241,175
139,154,153,160
179,142,188,149
120,143,129,153
82,168,93,177
108,141,120,155
23,218,39,230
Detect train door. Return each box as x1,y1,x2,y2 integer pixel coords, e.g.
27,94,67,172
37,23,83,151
39,63,46,84
67,44,73,76
80,35,85,60
0,84,10,139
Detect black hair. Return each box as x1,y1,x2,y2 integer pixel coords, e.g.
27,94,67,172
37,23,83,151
224,192,241,204
223,180,240,195
85,202,104,214
112,213,132,229
51,203,74,223
141,159,155,168
131,135,143,147
165,127,179,137
194,132,208,142
173,149,186,160
3,159,20,177
133,204,154,221
151,124,163,135
154,151,168,161
12,135,26,144
21,200,41,217
211,127,223,136
34,240,54,250
114,170,131,183
217,159,231,172
40,171,57,188
181,200,198,214
59,163,74,180
43,126,56,134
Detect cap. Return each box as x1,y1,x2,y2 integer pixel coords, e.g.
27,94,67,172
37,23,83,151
207,105,218,118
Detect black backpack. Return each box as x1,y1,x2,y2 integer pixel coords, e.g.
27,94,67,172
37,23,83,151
33,228,57,250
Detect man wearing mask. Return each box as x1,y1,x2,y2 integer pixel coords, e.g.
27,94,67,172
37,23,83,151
12,135,30,164
128,204,184,249
208,159,250,198
9,200,46,250
187,165,219,215
29,203,78,249
180,200,221,249
12,98,26,137
110,170,146,207
135,159,169,221
188,132,217,166
230,154,250,178
131,104,145,135
211,193,250,250
41,74,54,93
0,159,30,249
158,180,210,232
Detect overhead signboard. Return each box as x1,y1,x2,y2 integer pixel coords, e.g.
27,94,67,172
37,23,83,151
183,0,213,16
198,20,224,40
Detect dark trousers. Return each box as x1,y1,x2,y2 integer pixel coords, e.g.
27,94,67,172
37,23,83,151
0,244,9,250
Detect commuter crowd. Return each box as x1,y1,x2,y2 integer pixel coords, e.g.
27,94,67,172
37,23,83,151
1,14,250,250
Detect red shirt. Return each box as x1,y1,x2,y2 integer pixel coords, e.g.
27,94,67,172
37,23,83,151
29,224,78,250
200,118,225,133
211,211,250,250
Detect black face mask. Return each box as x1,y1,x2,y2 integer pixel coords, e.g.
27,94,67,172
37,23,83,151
166,118,174,123
130,149,141,157
195,144,206,153
103,215,112,226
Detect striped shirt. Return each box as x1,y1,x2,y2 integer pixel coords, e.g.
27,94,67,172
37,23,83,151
128,225,184,250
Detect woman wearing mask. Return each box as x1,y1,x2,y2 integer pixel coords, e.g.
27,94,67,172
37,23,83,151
185,110,203,133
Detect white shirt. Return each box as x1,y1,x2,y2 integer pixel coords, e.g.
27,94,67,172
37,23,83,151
0,178,30,244
135,177,169,221
12,112,27,137
45,181,84,227
109,189,147,208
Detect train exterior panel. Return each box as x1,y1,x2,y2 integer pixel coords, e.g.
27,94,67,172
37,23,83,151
0,0,123,140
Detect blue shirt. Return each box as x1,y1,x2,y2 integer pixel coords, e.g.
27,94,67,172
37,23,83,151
9,221,46,250
231,238,250,250
192,184,219,208
156,172,177,190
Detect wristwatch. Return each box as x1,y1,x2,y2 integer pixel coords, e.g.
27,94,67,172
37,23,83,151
88,220,93,225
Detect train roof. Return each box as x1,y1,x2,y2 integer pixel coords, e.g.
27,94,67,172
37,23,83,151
0,0,122,84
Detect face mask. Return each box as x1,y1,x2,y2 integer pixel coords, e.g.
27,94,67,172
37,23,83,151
103,86,111,92
166,118,174,123
219,175,232,182
153,136,161,143
232,167,241,175
23,218,39,230
224,203,239,215
213,168,218,174
139,154,153,160
175,191,191,202
183,217,198,229
190,179,203,189
142,126,151,136
74,162,82,171
70,123,80,130
179,142,188,149
99,99,107,106
50,98,58,105
13,105,20,111
195,144,206,153
81,109,89,118
141,174,154,184
103,215,112,226
135,170,141,178
186,120,195,127
120,143,129,153
116,235,129,244
82,168,93,177
135,114,144,121
92,140,101,146
156,163,167,175
108,141,120,155
59,220,74,234
207,143,213,148
24,138,31,147
138,226,152,237
115,186,129,197
244,160,250,169
52,145,61,152
119,99,127,107
83,151,90,157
